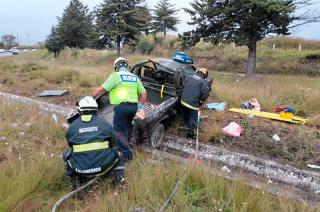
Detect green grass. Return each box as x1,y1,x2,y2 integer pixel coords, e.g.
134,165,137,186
0,100,317,211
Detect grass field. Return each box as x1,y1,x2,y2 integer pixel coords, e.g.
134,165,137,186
1,46,320,166
1,38,320,210
0,101,317,211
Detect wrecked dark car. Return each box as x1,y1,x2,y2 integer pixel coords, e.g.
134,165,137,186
68,58,212,148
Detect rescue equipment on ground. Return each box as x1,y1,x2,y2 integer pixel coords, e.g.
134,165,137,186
229,108,308,124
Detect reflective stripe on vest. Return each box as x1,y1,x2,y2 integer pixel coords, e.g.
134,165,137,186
73,141,109,153
181,100,199,111
109,72,139,105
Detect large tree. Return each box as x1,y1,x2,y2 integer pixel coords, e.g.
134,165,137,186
152,0,179,37
57,0,95,48
95,0,149,56
45,27,64,58
181,0,320,75
1,34,16,49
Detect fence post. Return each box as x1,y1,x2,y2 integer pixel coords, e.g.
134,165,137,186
273,44,276,51
232,42,235,48
299,44,302,52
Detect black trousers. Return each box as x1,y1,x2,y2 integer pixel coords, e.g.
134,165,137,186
113,102,138,139
181,106,199,138
62,150,125,179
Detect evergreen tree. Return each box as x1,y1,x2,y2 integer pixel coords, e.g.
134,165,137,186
152,0,179,37
57,0,95,49
181,0,320,75
45,27,64,58
95,0,148,56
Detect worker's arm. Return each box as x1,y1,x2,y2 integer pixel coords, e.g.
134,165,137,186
93,73,120,98
137,78,147,105
139,91,147,104
200,81,210,103
92,86,105,98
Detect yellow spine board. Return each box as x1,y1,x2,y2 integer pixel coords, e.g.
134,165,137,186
229,108,308,125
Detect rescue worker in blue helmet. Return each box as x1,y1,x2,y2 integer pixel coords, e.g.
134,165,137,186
63,96,133,189
181,68,210,139
93,57,147,139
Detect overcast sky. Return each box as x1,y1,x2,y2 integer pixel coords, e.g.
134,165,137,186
0,0,320,45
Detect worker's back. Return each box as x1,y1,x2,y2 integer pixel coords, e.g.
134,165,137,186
181,73,209,110
66,114,118,176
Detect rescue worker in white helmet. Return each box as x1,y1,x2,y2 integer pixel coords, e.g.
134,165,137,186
93,57,147,140
63,96,132,189
180,68,209,139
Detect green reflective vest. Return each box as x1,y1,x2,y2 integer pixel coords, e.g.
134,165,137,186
102,71,146,105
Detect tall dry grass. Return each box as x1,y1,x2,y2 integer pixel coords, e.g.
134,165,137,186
0,101,315,211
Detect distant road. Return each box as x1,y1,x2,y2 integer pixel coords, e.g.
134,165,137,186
0,52,14,58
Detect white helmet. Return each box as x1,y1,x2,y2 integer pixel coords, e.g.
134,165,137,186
77,96,98,112
114,57,128,71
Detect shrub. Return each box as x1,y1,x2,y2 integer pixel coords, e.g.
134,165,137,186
21,63,47,73
136,37,154,54
41,69,80,84
305,53,320,60
78,76,94,87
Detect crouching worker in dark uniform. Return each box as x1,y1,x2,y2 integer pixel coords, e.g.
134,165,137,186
181,68,210,139
63,96,133,189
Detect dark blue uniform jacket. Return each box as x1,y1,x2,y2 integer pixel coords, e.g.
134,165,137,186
181,73,210,109
66,114,130,176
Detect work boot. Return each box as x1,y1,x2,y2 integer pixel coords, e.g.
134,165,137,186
70,175,82,190
113,170,126,186
186,133,196,140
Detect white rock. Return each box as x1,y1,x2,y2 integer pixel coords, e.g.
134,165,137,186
52,114,58,123
272,134,281,142
267,180,273,184
12,123,18,127
0,137,6,141
25,123,31,126
221,166,232,173
307,164,320,169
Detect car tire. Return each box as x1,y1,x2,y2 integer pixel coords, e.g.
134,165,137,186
150,123,165,148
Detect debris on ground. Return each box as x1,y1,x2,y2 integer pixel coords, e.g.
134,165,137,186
307,164,320,169
272,134,281,142
38,90,69,97
274,107,296,114
205,102,227,111
52,114,58,123
229,108,307,124
240,98,261,111
221,165,232,173
222,122,243,137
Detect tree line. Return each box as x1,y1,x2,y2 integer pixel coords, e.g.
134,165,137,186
45,0,179,57
45,0,320,75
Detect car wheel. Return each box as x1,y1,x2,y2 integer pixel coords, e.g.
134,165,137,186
150,123,165,148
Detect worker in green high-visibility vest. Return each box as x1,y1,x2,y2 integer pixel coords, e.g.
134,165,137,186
93,57,147,139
